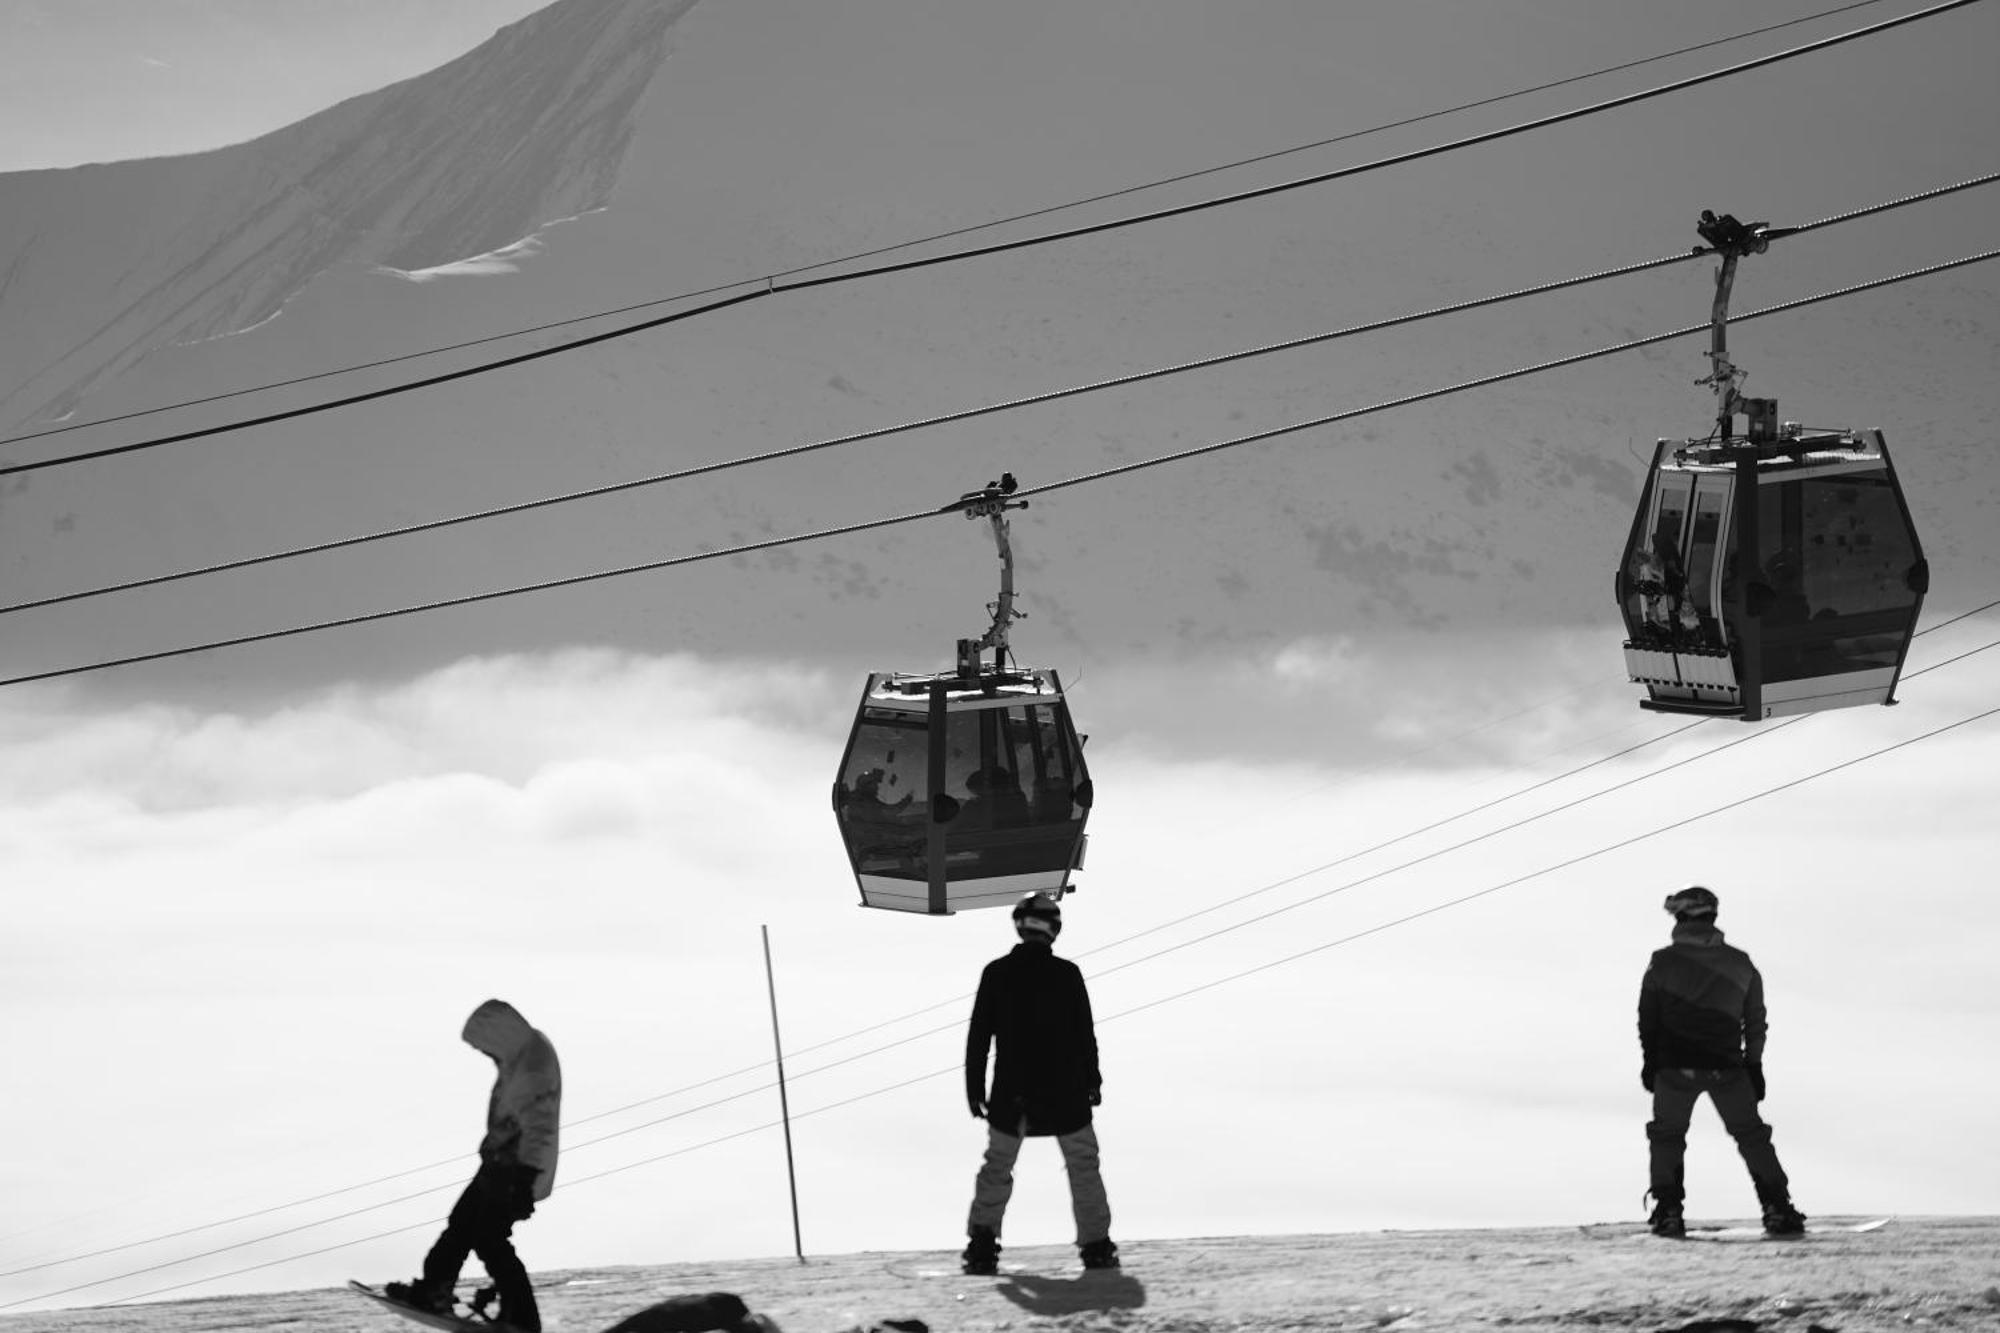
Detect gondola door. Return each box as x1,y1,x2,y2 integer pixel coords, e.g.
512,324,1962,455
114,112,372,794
1621,455,1741,715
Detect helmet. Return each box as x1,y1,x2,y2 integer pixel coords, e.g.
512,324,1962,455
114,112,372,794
1662,885,1720,919
1012,892,1063,941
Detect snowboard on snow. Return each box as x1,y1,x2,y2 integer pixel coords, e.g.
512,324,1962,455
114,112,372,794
1680,1216,1892,1242
349,1280,523,1332
1578,1216,1892,1243
882,1255,1120,1281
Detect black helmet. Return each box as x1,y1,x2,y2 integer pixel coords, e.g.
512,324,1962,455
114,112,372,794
1012,892,1062,940
1662,885,1720,919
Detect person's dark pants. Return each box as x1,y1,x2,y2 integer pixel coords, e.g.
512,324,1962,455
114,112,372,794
421,1163,540,1331
1646,1067,1789,1206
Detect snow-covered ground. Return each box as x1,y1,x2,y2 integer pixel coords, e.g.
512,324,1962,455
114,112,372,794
3,1219,1994,1332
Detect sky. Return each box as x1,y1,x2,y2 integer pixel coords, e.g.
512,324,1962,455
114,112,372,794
0,1,548,172
2,0,1998,1319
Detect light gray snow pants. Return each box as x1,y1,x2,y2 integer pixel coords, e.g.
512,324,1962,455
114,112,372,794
966,1118,1111,1244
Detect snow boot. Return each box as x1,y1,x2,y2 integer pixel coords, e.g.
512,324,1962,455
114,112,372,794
1647,1200,1686,1238
463,1285,535,1332
1755,1177,1806,1236
961,1225,1000,1276
1760,1197,1807,1236
1078,1238,1120,1270
383,1279,456,1316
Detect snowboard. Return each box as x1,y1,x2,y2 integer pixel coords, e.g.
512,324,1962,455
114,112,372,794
882,1256,1117,1281
1578,1216,1892,1243
348,1280,522,1331
1681,1216,1892,1243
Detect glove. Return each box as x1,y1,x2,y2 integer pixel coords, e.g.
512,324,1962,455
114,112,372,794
1088,1088,1103,1107
1747,1064,1766,1102
967,1093,987,1120
1640,1065,1656,1093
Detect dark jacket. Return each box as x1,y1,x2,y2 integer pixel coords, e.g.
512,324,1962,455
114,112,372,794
1638,923,1768,1071
965,942,1101,1136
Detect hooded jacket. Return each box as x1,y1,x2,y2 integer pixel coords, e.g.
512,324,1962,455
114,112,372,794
965,941,1101,1137
1637,921,1768,1071
462,999,562,1200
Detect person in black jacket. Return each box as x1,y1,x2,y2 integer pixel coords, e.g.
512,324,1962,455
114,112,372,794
1638,886,1806,1238
961,893,1117,1274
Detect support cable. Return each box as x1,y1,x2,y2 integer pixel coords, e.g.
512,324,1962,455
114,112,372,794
0,0,1908,455
0,249,1700,615
1011,248,2000,503
11,163,1996,619
4,244,1993,690
0,0,1982,478
1102,694,2000,1021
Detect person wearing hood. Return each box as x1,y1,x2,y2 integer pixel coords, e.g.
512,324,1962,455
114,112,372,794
961,893,1117,1275
386,999,562,1330
1638,887,1805,1238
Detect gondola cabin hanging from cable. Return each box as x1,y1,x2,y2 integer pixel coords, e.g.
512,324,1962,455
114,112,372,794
1616,212,1928,721
832,475,1093,914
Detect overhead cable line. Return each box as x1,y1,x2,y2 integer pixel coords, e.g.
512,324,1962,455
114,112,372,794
67,674,2000,1312
0,284,768,478
1105,694,2000,1020
0,0,1904,456
1012,247,2000,503
13,163,1996,620
562,652,2000,1157
0,0,1981,479
680,0,1909,285
6,244,1994,690
1074,595,2000,960
0,1168,463,1284
31,599,1997,1303
0,250,1701,614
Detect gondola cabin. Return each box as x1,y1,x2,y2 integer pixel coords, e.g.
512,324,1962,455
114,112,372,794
833,665,1092,914
1616,400,1927,720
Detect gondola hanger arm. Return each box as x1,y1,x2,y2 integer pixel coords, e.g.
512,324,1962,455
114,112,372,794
1690,210,1800,439
942,474,1029,674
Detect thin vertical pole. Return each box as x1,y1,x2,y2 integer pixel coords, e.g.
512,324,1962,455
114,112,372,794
761,924,805,1262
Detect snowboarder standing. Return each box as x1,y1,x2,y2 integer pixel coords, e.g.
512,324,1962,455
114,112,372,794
962,893,1118,1274
386,999,562,1330
1638,887,1805,1238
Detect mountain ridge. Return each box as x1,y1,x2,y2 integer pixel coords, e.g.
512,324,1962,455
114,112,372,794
0,0,691,430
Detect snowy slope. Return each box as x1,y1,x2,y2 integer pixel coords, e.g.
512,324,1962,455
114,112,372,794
0,0,1996,698
0,0,691,429
1,1221,1993,1328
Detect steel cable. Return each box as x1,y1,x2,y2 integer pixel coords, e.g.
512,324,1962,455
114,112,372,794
0,0,1981,478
